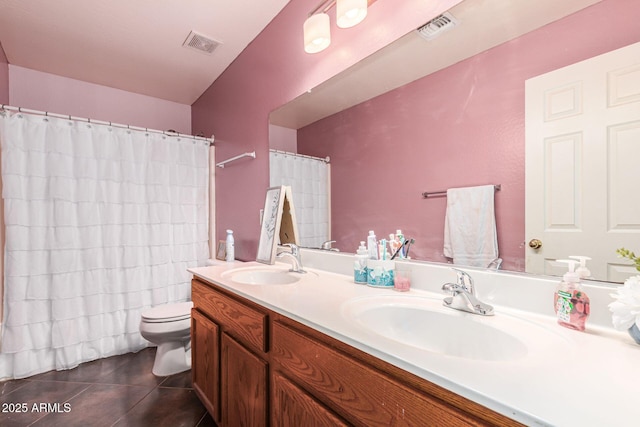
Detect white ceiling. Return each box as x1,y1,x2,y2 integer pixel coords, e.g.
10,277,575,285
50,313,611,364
0,0,290,105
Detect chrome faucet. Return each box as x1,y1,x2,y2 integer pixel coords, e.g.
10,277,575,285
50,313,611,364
276,243,307,273
486,257,503,271
441,268,494,316
320,240,339,251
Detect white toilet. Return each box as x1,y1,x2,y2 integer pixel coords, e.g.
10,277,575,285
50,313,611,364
139,301,194,376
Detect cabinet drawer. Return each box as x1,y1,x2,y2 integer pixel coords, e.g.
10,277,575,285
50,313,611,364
272,321,487,427
272,372,349,427
192,279,268,354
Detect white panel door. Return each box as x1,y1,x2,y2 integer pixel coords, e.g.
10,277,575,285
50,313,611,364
525,41,640,281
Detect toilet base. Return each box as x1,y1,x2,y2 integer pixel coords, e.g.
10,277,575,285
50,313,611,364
152,340,191,376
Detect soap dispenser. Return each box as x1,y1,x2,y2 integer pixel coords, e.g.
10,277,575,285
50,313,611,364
554,260,590,331
354,241,369,284
569,256,592,280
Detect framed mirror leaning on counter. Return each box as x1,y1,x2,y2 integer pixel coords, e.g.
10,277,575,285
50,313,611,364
268,0,640,284
257,185,300,265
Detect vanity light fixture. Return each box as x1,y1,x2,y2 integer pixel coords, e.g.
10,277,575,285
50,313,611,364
304,12,331,53
303,0,368,54
336,0,368,28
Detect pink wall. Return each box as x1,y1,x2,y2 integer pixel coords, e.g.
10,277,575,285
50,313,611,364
0,43,8,104
269,124,297,153
9,66,191,134
297,0,640,271
192,0,463,261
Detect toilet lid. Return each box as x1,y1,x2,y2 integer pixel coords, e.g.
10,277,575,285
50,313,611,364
141,301,193,323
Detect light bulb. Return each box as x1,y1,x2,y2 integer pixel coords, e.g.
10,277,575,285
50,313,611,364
337,0,367,28
304,13,331,53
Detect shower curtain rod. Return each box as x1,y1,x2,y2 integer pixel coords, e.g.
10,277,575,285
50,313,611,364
269,148,330,163
0,104,214,145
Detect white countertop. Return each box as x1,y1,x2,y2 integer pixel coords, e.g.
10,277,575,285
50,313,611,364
189,259,640,427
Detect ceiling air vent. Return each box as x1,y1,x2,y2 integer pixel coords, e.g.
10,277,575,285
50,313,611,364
416,12,459,41
182,31,220,54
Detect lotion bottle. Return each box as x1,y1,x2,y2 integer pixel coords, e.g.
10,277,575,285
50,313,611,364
354,241,368,284
554,260,590,331
225,229,235,262
367,230,378,260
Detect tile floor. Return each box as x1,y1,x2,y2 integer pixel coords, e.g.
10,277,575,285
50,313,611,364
0,348,216,427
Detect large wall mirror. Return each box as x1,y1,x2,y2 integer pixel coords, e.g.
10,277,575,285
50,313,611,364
268,0,640,284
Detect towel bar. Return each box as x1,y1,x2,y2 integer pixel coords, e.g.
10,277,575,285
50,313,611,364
216,151,256,168
422,184,501,199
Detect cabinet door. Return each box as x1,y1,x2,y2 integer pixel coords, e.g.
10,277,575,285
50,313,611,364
272,371,349,427
191,309,221,423
222,333,268,427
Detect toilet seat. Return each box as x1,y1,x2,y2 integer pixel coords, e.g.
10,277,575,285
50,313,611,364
141,301,193,323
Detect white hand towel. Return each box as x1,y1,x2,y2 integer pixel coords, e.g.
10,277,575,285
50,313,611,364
443,185,498,268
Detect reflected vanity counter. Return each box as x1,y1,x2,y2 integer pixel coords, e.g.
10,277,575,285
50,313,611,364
189,249,639,426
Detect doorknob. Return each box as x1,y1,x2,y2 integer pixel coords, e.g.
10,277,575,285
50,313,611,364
528,239,542,249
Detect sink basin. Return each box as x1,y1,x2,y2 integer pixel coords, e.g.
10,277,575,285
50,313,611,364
341,294,566,362
221,266,301,285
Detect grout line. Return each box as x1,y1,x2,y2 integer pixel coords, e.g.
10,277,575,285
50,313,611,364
110,384,159,426
195,410,211,427
0,380,30,397
24,378,97,385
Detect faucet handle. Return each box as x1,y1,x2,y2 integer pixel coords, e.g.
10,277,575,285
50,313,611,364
442,282,466,294
281,243,299,256
451,268,474,294
321,240,336,250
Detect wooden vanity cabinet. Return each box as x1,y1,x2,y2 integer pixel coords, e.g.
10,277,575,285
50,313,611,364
192,278,269,426
192,277,520,427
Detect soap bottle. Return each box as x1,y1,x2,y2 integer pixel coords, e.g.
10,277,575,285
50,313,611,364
554,260,590,331
225,229,235,262
569,255,592,280
354,241,368,284
367,230,378,260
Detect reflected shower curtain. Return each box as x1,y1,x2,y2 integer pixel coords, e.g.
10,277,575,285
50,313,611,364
269,150,329,248
0,111,210,379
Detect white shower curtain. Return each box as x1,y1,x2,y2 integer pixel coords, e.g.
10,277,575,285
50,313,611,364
0,111,210,379
269,150,330,249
